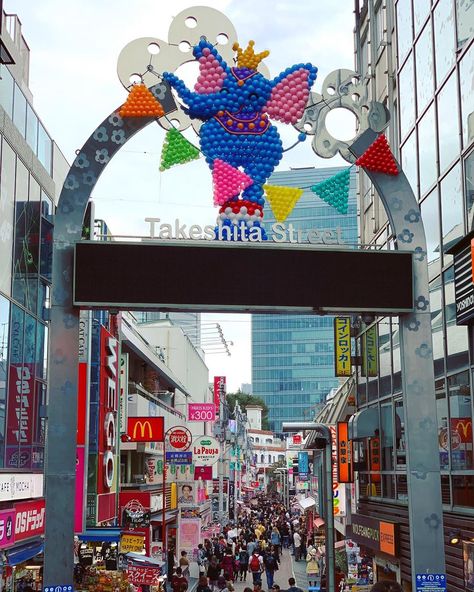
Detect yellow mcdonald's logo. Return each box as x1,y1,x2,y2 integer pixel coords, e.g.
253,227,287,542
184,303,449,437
132,420,153,440
454,419,472,439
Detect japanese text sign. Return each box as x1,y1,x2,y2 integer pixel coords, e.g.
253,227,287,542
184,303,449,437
0,509,15,548
337,421,353,483
361,325,378,377
334,317,352,377
213,376,226,414
188,403,216,422
121,533,145,553
127,564,162,585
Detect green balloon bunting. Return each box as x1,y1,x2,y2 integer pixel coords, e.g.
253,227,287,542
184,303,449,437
310,167,351,214
160,127,201,171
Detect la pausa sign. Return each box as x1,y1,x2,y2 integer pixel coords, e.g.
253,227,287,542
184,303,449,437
145,218,345,245
192,436,220,466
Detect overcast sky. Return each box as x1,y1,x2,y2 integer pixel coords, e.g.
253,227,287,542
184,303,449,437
6,1,356,391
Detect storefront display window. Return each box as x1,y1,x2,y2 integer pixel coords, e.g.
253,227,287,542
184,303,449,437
463,541,474,591
448,371,473,470
453,475,474,508
436,377,449,470
415,22,434,115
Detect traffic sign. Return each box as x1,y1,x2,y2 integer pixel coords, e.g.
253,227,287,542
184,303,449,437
415,573,446,592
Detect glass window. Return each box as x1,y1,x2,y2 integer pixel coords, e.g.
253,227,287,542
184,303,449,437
0,295,10,466
452,475,474,507
26,104,38,154
415,22,434,115
0,140,16,296
434,0,455,86
413,0,430,35
396,0,413,64
437,73,460,174
0,65,14,119
440,164,463,260
436,377,449,470
418,105,437,196
37,123,52,174
421,189,440,263
374,3,384,51
448,371,473,470
459,42,474,149
12,158,29,308
401,131,418,198
12,84,26,137
466,150,474,228
381,402,394,470
396,474,408,501
399,53,415,139
456,0,474,47
394,400,406,468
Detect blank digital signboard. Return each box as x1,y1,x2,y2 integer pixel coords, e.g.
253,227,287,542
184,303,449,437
74,240,413,314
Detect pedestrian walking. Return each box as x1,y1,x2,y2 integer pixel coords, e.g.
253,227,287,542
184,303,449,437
263,548,278,589
207,556,221,591
293,531,302,561
305,548,320,588
221,547,236,582
238,545,249,581
287,577,304,592
179,550,190,580
197,576,212,592
249,549,264,585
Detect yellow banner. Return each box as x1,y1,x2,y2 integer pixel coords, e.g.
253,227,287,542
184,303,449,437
121,534,145,554
334,317,351,377
361,325,378,377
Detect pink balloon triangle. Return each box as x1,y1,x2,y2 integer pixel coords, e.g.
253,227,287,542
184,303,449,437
212,159,253,205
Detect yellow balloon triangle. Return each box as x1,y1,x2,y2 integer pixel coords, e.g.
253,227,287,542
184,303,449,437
263,184,304,222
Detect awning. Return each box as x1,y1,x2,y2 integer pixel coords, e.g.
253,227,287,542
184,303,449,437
150,511,178,524
298,496,316,510
127,552,164,567
335,540,346,549
7,541,44,566
79,528,122,542
314,517,324,528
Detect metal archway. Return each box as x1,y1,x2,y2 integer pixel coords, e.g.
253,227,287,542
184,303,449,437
44,76,444,592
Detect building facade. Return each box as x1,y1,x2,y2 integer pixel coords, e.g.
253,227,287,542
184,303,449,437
0,8,69,589
252,166,357,434
133,312,201,348
353,1,474,589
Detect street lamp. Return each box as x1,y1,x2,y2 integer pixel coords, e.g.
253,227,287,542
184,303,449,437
282,422,335,592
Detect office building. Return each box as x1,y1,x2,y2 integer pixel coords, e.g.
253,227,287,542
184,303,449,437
252,166,357,433
352,1,474,588
133,311,201,348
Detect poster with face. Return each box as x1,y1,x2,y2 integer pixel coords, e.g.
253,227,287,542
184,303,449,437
464,542,474,591
178,483,195,505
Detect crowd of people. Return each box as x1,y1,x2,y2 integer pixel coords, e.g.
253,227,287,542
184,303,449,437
168,495,404,592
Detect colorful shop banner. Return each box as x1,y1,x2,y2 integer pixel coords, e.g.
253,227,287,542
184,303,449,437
351,514,397,557
127,564,162,586
194,466,213,480
119,354,129,433
15,498,45,542
166,451,193,465
192,436,220,466
334,317,352,377
361,325,378,377
337,422,353,483
213,376,226,415
329,425,346,516
121,533,145,553
127,417,165,442
0,509,15,549
188,403,216,422
178,515,201,560
298,451,309,476
369,437,381,483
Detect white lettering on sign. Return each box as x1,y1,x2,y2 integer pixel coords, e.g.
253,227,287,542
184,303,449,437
144,218,345,245
13,366,31,443
15,506,45,534
457,294,474,312
103,336,118,489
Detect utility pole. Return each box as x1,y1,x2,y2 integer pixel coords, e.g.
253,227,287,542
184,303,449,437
218,392,225,525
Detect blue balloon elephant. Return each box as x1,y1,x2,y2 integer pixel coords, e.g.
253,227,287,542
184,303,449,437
163,38,317,239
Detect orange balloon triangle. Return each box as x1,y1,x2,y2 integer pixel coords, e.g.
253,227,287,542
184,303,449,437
119,84,165,118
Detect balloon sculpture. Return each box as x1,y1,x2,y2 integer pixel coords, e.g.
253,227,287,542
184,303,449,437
163,39,317,240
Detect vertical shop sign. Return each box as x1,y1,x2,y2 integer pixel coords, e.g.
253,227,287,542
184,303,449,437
0,509,16,549
369,437,381,483
119,354,129,434
329,425,346,516
75,311,89,533
97,327,119,522
337,422,353,483
298,451,309,477
213,376,226,416
334,317,352,377
361,325,378,377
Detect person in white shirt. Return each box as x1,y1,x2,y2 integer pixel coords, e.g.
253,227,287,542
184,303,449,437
293,531,302,561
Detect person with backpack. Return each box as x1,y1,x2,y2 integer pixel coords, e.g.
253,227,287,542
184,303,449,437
263,548,278,589
249,550,263,585
221,547,236,582
238,544,249,582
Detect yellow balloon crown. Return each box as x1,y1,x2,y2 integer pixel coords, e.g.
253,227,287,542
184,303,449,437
232,40,269,70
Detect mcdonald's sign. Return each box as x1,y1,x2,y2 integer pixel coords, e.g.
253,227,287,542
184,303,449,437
127,417,165,442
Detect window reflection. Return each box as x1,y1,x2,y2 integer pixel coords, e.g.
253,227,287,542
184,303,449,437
0,296,9,467
456,0,474,47
0,65,14,118
448,371,473,471
399,53,415,140
396,0,413,64
13,84,26,137
437,74,459,174
415,23,434,115
394,400,406,468
381,402,394,471
453,475,474,507
0,140,15,296
440,164,463,262
460,42,474,149
466,150,474,229
420,189,440,264
401,131,418,198
437,377,449,470
413,0,430,35
433,0,455,85
418,105,437,196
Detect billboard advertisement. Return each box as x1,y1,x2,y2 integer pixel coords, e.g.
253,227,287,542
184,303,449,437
213,376,226,415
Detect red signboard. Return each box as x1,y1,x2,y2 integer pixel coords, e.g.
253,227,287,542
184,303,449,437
194,466,212,480
6,363,35,467
292,435,302,445
167,426,191,450
14,499,45,541
213,376,226,415
128,564,162,585
127,417,165,442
